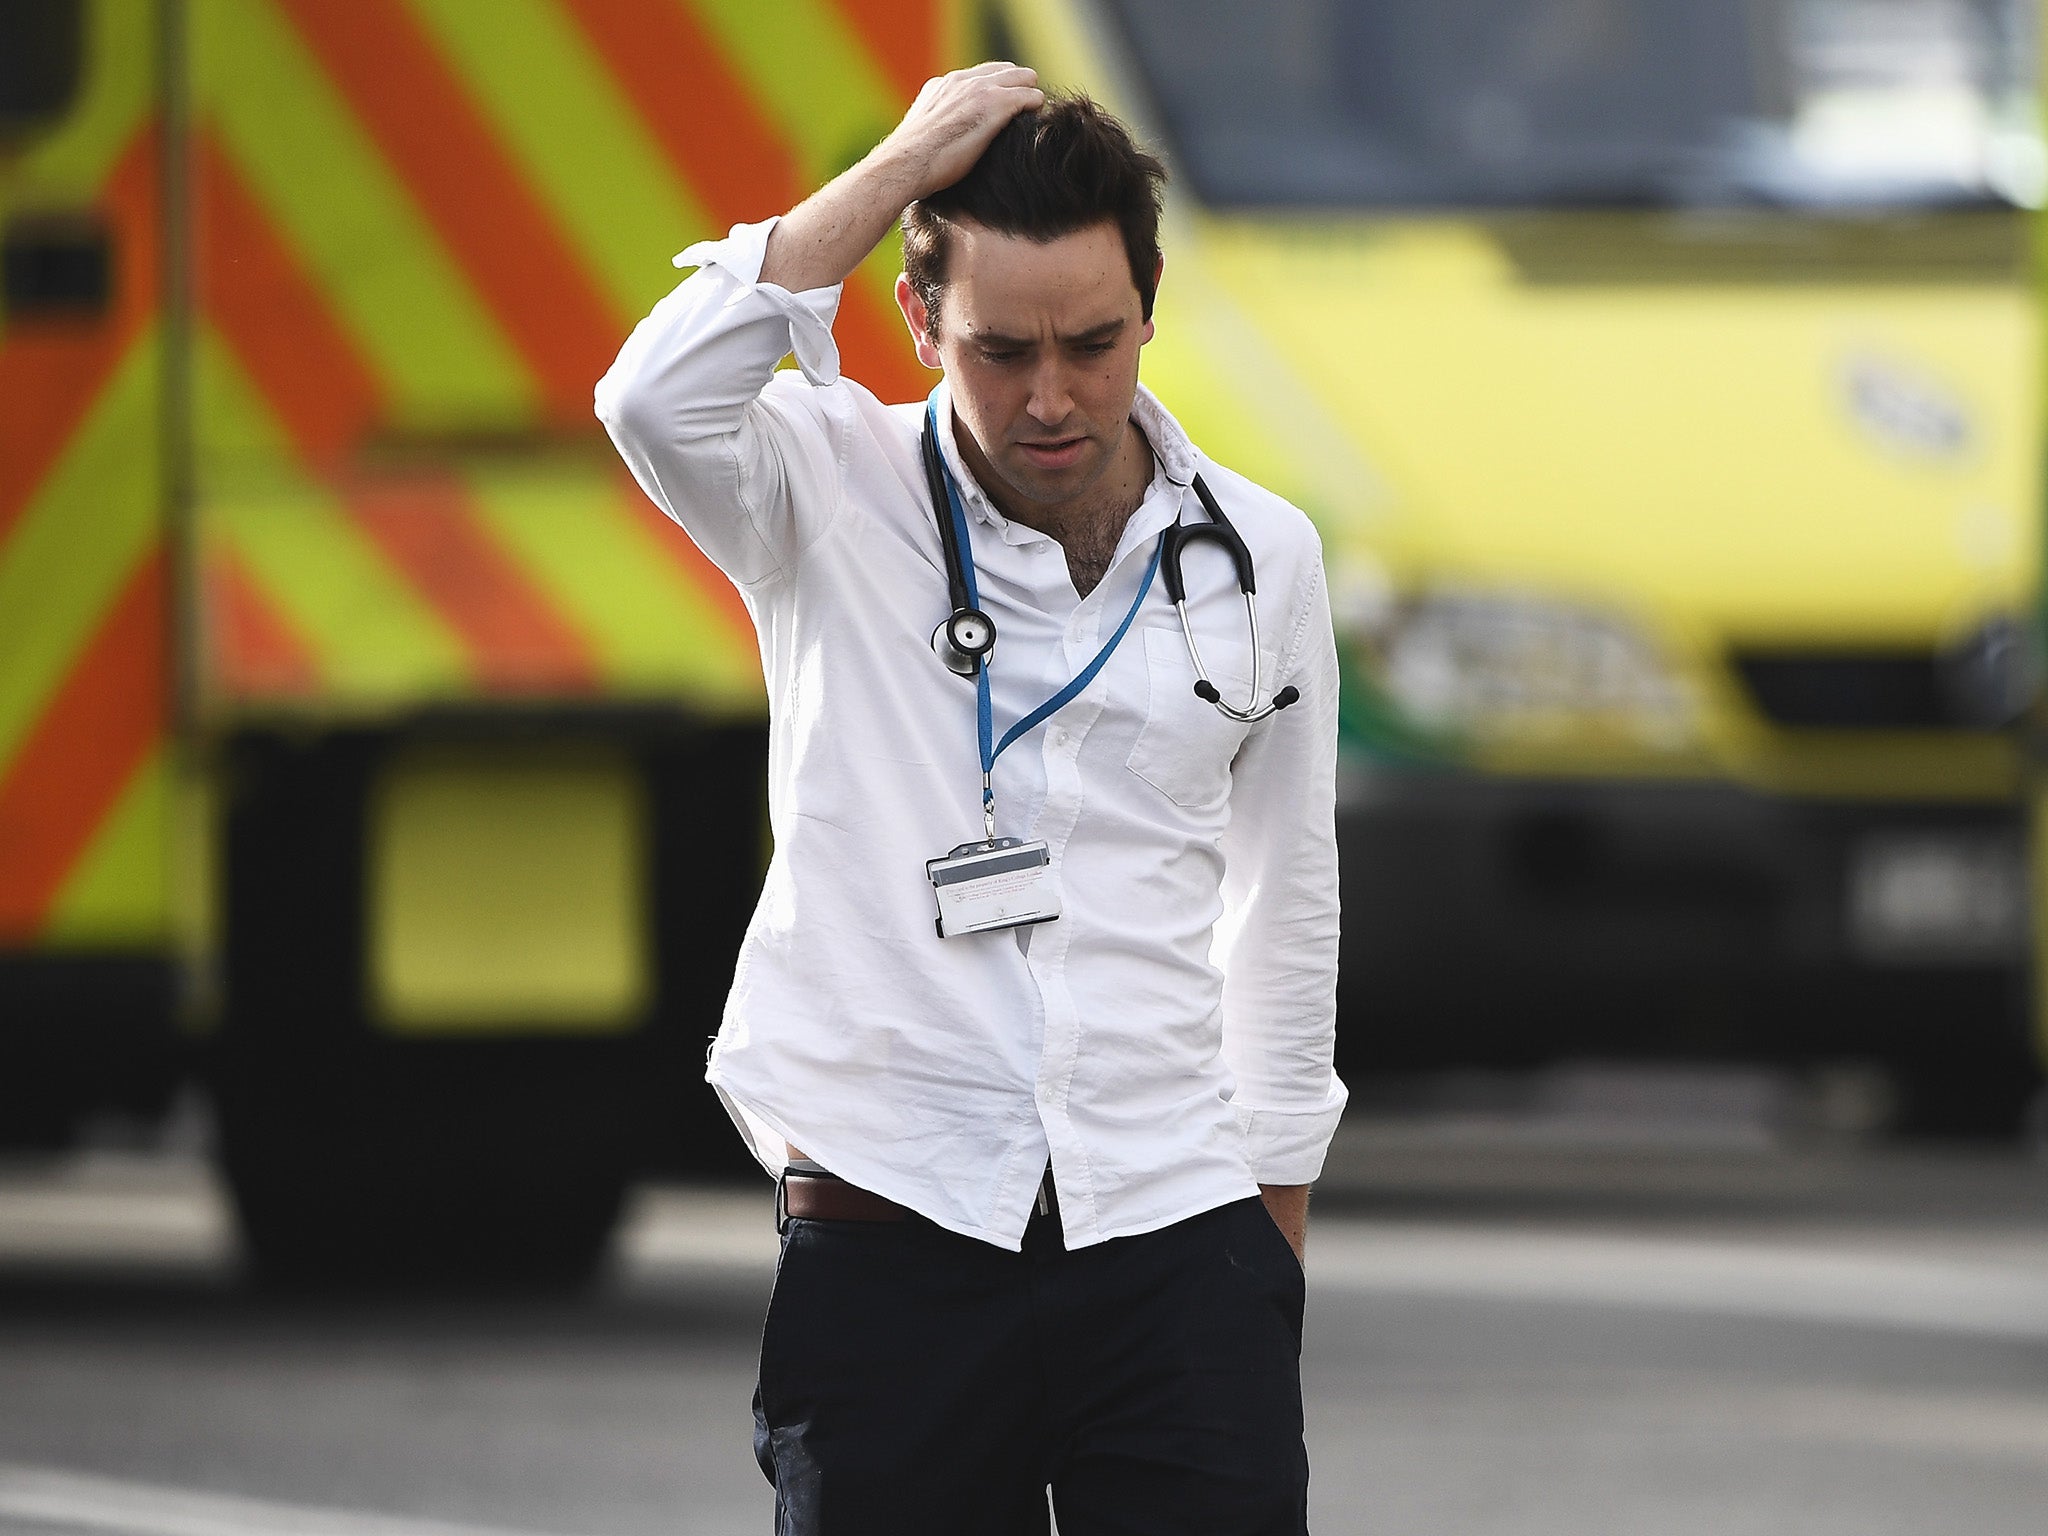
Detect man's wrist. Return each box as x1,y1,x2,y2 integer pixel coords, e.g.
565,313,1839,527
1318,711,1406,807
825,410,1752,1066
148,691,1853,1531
863,135,940,209
760,145,927,294
1258,1183,1310,1266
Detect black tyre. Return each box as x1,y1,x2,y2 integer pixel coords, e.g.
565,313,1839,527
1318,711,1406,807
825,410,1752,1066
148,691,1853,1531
214,1046,634,1290
1887,1046,2043,1141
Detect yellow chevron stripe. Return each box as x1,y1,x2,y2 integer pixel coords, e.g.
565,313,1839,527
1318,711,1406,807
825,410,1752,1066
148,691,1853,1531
937,0,975,74
688,0,903,186
684,0,927,318
404,0,712,326
195,0,537,428
460,464,764,710
10,0,154,204
0,333,160,771
42,744,169,948
984,0,1097,90
197,327,472,698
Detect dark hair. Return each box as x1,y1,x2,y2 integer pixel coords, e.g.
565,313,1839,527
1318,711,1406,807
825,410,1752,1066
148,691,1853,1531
902,93,1168,335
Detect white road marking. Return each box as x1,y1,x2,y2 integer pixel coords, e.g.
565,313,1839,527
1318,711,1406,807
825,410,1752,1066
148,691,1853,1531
0,1464,572,1536
613,1191,2048,1341
8,1157,2046,1342
611,1185,776,1272
0,1158,235,1269
1307,1222,2048,1340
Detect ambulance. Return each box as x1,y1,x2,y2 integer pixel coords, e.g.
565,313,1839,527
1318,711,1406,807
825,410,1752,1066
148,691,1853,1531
3,0,2038,1285
1009,0,2045,1133
1,0,944,1279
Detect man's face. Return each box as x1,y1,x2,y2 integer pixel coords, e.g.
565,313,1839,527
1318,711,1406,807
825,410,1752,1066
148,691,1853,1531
896,218,1156,520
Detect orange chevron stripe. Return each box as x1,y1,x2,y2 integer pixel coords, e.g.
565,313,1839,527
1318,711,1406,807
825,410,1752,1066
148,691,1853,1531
561,0,930,407
205,546,322,697
0,126,157,547
828,0,941,106
198,129,383,468
832,281,931,407
560,0,801,226
278,0,622,426
614,468,757,648
342,472,601,693
0,547,167,941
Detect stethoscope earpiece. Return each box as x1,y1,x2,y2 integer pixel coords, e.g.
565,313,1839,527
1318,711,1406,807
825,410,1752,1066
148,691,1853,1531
1196,678,1296,712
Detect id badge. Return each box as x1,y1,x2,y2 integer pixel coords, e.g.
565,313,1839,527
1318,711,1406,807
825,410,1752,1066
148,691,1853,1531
926,837,1061,938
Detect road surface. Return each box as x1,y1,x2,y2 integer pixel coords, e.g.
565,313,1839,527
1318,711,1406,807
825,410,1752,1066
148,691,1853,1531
0,1094,2043,1534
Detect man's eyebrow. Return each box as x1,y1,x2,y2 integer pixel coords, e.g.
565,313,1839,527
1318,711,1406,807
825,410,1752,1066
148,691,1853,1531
1064,319,1128,345
966,319,1129,349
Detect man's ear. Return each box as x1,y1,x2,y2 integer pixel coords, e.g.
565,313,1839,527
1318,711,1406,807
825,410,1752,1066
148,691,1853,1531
1141,254,1164,346
895,274,944,371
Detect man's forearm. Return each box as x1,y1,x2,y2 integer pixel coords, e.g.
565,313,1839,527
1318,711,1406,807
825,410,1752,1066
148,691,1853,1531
760,62,1042,295
760,143,930,296
1259,1183,1309,1266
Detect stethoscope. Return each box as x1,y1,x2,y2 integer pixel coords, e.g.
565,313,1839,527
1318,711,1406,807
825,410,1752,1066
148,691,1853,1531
919,415,1300,723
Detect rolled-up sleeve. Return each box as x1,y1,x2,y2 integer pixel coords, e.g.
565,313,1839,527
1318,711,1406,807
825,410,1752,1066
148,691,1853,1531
1215,549,1347,1184
593,218,849,588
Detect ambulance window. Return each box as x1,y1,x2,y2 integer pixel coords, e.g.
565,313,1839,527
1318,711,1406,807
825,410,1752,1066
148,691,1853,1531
1102,0,2038,211
0,0,84,137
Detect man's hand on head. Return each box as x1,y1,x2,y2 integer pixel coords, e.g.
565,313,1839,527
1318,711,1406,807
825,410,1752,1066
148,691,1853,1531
884,63,1046,202
760,62,1042,296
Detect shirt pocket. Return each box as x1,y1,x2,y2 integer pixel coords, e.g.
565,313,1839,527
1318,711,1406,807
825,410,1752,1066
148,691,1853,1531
1126,626,1254,811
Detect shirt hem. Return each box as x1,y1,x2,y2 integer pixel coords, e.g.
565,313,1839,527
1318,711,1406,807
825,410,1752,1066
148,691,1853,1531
708,1067,1270,1254
707,1068,1036,1252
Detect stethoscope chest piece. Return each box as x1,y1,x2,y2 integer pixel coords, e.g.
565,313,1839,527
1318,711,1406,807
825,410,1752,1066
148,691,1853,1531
933,607,995,677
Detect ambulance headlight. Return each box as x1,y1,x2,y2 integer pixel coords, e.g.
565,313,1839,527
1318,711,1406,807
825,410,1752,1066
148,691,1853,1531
1375,590,1696,749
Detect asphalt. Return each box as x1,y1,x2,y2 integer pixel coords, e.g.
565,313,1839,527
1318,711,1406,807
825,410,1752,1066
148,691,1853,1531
0,1076,2043,1535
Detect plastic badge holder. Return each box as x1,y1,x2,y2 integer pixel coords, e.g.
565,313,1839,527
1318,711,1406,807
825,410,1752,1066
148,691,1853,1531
926,837,1060,938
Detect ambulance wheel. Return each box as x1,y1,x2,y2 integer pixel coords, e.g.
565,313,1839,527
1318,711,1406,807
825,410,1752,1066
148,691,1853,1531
1886,1047,2042,1141
213,1049,632,1290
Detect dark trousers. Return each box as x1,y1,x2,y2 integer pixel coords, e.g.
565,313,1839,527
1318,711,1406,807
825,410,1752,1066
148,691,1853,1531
753,1193,1309,1535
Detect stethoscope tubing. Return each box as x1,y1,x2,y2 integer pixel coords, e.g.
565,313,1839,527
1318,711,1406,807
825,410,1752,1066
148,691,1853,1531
1179,591,1285,723
920,408,1296,722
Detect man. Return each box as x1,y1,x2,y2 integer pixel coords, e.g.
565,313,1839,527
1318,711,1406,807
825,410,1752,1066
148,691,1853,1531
597,63,1344,1536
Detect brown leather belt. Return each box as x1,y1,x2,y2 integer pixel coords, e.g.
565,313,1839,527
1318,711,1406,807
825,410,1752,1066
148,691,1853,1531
780,1172,909,1224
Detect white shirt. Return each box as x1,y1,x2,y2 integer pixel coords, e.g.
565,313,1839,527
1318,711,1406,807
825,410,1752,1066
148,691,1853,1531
595,219,1345,1251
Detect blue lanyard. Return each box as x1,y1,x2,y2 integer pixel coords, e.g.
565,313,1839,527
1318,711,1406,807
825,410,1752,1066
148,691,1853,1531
927,401,1163,839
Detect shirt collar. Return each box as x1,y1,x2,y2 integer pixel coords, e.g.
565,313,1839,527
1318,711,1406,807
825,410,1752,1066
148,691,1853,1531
930,380,1200,535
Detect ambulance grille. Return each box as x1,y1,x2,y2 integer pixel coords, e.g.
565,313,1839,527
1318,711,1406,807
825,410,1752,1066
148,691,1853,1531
1732,651,2003,731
